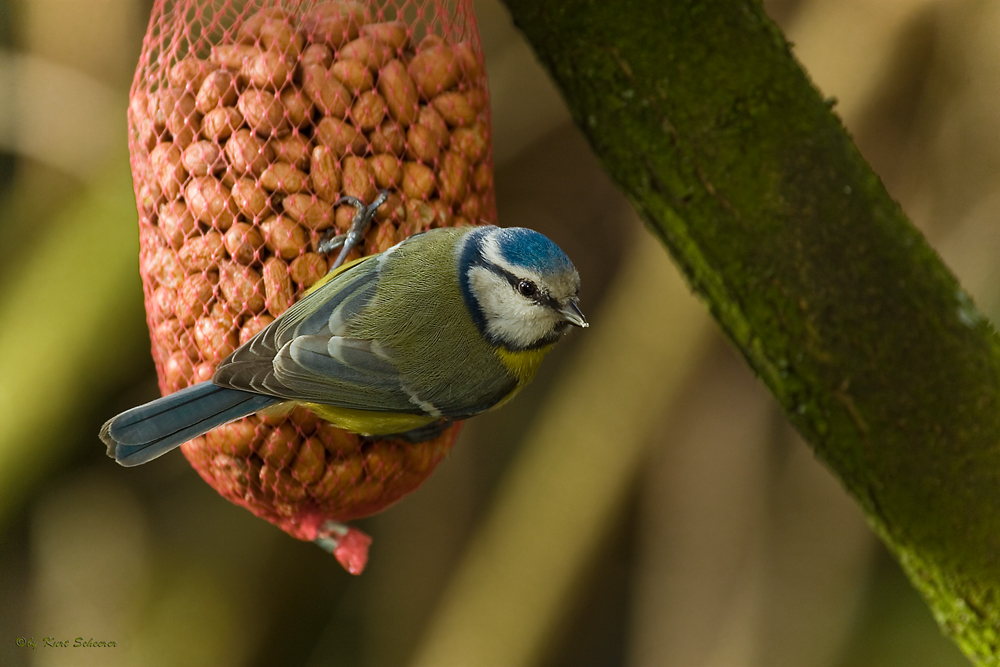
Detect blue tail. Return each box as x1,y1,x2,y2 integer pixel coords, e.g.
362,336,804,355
100,381,279,467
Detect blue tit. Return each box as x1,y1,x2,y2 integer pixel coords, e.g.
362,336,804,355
101,224,587,466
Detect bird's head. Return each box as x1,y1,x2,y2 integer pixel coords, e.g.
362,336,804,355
460,226,587,350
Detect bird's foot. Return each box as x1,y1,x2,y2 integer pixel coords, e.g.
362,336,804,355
318,190,390,269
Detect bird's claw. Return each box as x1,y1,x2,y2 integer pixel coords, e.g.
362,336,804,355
320,190,391,269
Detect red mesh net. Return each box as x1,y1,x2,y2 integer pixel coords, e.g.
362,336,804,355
127,0,495,573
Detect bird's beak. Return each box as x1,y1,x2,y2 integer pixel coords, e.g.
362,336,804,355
560,300,589,328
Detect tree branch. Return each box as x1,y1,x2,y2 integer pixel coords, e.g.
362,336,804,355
500,0,1000,661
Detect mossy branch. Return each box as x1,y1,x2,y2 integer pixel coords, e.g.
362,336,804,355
500,0,1000,662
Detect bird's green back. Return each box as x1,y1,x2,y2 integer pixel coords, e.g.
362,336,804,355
348,229,517,418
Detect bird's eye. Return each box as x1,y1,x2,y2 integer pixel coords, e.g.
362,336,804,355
517,280,538,298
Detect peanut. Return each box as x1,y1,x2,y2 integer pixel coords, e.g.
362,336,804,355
238,88,289,137
417,34,447,52
431,91,476,127
452,121,489,163
201,106,243,141
291,437,326,485
194,313,238,364
317,422,361,454
225,129,274,176
301,43,333,69
364,441,405,479
465,86,488,114
219,262,265,313
224,222,265,264
401,199,433,233
290,406,320,435
138,178,162,212
243,48,293,90
368,219,397,254
150,142,187,200
136,114,159,151
331,59,373,94
185,176,237,229
374,191,405,223
237,7,291,43
402,162,436,199
367,154,401,189
158,201,197,248
268,133,311,170
148,89,167,129
301,64,350,118
351,90,386,132
211,44,256,71
231,176,271,219
195,69,238,113
132,92,160,150
314,453,365,497
370,119,405,155
309,145,342,201
377,59,419,126
279,87,314,127
472,161,491,192
342,156,376,202
261,423,299,468
258,20,303,59
261,215,307,260
460,192,483,220
151,284,176,319
147,246,185,289
301,2,366,47
360,21,409,52
339,36,391,70
263,257,294,316
181,140,224,176
416,105,449,147
405,123,440,163
162,89,201,147
334,204,356,232
207,419,259,457
437,150,469,203
179,230,225,271
453,41,482,82
260,161,308,193
429,199,453,228
315,116,367,156
193,362,215,383
240,313,275,345
282,193,335,231
169,56,218,93
289,253,328,288
408,44,459,100
176,273,215,325
164,351,195,389
155,317,196,358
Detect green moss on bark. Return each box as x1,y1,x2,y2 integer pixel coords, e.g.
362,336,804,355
501,0,1000,661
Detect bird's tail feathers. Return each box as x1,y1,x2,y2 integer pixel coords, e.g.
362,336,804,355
100,382,278,466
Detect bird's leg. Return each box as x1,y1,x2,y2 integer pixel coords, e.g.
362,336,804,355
318,190,390,269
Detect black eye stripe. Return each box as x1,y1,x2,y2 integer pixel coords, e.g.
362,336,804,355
458,230,567,351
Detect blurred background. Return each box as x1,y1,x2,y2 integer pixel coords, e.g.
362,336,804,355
0,0,997,665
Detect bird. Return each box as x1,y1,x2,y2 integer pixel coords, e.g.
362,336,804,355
101,216,587,467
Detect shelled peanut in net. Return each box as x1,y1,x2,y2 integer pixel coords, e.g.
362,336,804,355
128,2,488,526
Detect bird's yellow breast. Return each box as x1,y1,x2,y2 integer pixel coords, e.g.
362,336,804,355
490,344,555,409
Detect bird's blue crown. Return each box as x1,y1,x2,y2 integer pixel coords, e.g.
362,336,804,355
494,228,575,276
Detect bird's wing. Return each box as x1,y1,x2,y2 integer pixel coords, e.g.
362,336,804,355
213,256,428,414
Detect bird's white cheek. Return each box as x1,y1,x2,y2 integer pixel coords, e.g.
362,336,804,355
468,267,556,348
